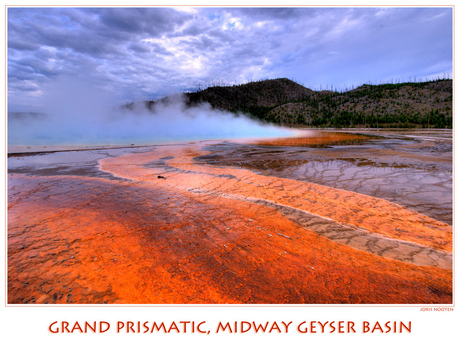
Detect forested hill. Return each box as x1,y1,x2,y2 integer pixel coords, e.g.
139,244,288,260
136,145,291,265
144,78,452,128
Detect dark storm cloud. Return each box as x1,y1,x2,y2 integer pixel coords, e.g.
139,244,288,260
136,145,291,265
7,6,453,112
9,8,119,57
98,7,189,36
128,42,152,54
8,7,190,58
151,43,175,56
8,39,40,51
179,23,208,37
207,28,236,44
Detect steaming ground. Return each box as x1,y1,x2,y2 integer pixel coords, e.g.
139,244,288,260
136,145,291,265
8,94,292,147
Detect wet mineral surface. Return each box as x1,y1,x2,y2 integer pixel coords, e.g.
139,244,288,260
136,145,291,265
7,129,452,304
200,130,452,225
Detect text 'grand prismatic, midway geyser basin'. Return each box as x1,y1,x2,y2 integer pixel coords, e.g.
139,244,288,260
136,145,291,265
7,130,452,304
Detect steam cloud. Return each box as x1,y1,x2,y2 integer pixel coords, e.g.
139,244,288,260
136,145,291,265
8,77,292,146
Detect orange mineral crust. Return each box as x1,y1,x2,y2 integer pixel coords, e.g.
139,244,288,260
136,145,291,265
247,131,373,147
100,143,452,253
8,173,451,304
8,139,452,304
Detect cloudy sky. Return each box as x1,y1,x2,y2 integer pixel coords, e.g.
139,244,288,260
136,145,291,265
8,6,453,112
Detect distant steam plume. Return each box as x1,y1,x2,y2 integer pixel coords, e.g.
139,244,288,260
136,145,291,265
8,76,292,146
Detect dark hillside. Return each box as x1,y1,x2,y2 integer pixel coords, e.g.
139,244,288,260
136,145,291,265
185,78,315,110
142,78,452,129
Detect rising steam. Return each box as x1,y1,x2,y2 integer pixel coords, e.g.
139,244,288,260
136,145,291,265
8,77,292,146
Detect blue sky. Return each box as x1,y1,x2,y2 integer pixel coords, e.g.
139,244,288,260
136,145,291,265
7,6,453,112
